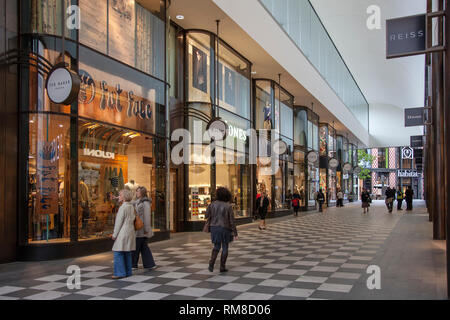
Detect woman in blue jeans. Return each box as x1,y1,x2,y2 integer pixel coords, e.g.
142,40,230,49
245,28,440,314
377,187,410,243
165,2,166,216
205,187,238,273
132,186,156,270
111,189,136,279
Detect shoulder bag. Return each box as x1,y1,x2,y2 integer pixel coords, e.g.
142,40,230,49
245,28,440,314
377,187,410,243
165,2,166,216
134,208,144,231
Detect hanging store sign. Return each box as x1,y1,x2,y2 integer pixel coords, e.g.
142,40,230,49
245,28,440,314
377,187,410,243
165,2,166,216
353,166,362,175
410,135,424,148
402,147,414,159
46,64,81,105
328,158,339,169
397,170,420,178
307,151,318,163
404,107,425,127
206,117,228,141
386,14,426,59
343,162,352,172
343,174,349,180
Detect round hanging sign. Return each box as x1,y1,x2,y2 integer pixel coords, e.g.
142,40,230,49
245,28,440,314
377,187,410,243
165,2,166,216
307,151,318,163
353,166,362,174
273,139,288,155
206,117,228,141
46,64,80,105
329,158,339,169
343,162,352,172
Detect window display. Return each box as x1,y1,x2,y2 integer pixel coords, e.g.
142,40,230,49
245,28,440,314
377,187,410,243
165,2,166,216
188,33,212,103
77,120,160,240
27,114,70,243
308,162,319,206
294,149,306,207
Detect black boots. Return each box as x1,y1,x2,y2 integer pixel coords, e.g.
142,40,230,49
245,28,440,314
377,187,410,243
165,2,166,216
220,251,228,273
208,249,219,272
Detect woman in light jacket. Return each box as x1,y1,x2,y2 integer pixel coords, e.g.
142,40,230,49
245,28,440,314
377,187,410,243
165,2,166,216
132,186,156,270
111,189,136,279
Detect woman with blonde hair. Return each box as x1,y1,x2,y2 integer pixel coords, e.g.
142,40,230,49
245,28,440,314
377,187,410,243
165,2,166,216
111,189,136,279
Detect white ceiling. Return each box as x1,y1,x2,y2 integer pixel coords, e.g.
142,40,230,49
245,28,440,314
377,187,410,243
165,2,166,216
309,0,426,109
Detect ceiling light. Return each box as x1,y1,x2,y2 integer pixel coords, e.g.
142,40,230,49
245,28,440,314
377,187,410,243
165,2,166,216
251,71,257,75
59,124,64,128
176,15,184,20
29,120,34,123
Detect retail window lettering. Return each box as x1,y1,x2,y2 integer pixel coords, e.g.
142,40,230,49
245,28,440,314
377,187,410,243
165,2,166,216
79,70,153,121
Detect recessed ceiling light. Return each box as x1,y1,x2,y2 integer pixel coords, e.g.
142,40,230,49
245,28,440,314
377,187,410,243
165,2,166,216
176,15,184,20
251,71,257,75
59,124,64,128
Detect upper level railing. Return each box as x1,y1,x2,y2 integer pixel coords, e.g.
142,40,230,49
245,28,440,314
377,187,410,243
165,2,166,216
259,0,369,131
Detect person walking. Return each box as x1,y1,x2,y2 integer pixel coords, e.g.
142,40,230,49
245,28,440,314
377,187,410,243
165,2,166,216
111,189,136,279
361,188,371,214
396,189,404,211
385,187,394,213
316,189,325,212
292,189,301,217
204,187,238,273
257,191,270,230
336,189,343,207
254,192,261,221
132,186,156,270
405,186,414,211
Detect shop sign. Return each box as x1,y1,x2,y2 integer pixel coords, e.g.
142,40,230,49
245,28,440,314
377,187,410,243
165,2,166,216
307,151,318,163
386,14,426,59
227,123,247,142
402,147,414,159
36,141,59,215
343,162,352,172
328,158,339,169
206,117,228,141
274,139,288,155
397,170,420,178
343,174,349,180
78,68,155,134
404,107,425,127
410,135,424,148
46,64,81,105
83,148,115,159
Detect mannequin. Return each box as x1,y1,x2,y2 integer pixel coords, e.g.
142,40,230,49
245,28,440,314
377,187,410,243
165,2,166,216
79,178,91,238
125,179,139,199
263,101,272,130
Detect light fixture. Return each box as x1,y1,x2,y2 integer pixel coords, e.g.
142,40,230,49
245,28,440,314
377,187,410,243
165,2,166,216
59,124,64,128
251,71,257,75
176,14,184,20
29,120,34,123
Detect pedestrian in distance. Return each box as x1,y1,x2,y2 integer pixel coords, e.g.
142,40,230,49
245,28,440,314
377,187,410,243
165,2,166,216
316,188,325,212
361,188,371,214
405,186,414,211
132,186,157,271
396,189,404,211
204,187,238,273
257,191,270,230
385,187,395,213
254,192,261,221
292,189,301,217
337,188,344,207
111,189,136,279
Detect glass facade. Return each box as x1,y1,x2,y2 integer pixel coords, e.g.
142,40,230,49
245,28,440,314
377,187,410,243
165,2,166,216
259,0,369,131
20,0,168,245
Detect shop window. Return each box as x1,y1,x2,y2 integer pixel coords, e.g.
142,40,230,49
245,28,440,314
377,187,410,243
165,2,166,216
187,32,212,104
257,157,273,206
78,0,165,80
27,0,74,39
328,127,336,158
77,120,163,240
319,125,328,157
216,150,250,219
294,150,306,206
308,162,319,206
378,149,386,169
255,81,273,131
280,103,293,140
218,42,251,119
328,168,337,202
27,114,71,243
294,108,307,147
188,161,211,221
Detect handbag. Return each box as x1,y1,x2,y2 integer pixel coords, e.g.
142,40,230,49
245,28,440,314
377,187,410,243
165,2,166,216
202,218,210,233
134,210,144,231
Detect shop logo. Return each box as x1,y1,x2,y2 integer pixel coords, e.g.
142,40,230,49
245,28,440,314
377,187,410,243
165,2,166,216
367,5,381,30
83,148,115,159
397,170,419,178
401,147,414,159
227,123,247,142
46,66,80,105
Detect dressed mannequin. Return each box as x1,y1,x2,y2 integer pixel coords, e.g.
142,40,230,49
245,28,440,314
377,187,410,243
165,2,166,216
263,101,272,130
79,178,91,237
125,179,139,199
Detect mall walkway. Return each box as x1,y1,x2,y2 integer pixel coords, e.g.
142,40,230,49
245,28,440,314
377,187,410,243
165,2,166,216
0,201,446,300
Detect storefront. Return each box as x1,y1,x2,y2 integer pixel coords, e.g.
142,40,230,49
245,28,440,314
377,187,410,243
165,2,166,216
169,29,252,231
17,0,169,260
319,123,337,206
254,79,295,215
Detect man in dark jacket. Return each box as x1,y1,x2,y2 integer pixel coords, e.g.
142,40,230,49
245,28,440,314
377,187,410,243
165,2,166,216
385,187,395,213
405,187,414,211
316,189,325,212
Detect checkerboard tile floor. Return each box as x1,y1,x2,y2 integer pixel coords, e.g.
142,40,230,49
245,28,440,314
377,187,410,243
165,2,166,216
0,203,402,300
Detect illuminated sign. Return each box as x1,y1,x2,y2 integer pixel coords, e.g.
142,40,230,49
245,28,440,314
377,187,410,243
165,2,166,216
83,148,115,159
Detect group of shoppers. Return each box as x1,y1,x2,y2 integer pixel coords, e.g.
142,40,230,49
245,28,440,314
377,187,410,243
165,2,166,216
360,186,414,214
111,187,156,279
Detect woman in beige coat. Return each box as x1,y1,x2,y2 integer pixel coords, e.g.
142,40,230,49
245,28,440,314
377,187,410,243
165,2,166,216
112,189,136,279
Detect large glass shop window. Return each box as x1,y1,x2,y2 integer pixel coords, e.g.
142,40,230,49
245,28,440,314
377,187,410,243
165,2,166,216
294,108,307,147
188,146,211,221
218,42,251,119
188,32,212,103
308,161,319,206
294,150,306,206
27,114,71,243
78,0,165,79
319,125,328,157
255,81,273,131
77,120,162,240
27,0,74,39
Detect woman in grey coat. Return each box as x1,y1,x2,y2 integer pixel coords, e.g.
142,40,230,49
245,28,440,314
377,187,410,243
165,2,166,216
132,186,156,270
205,187,238,273
111,189,136,279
